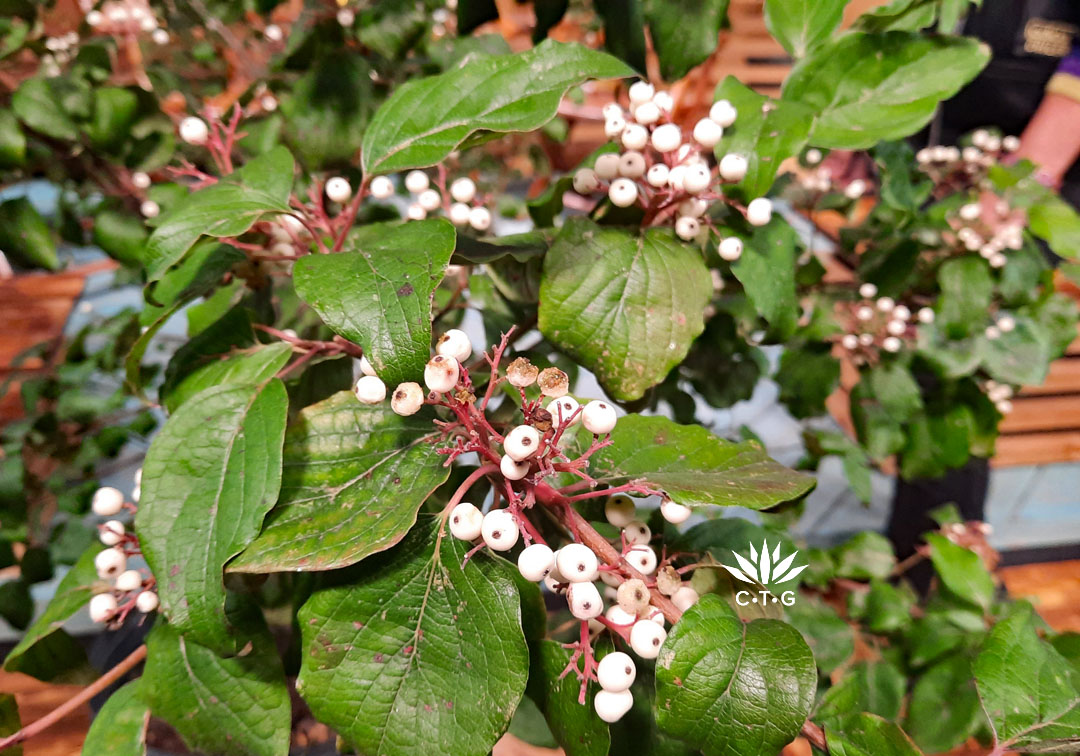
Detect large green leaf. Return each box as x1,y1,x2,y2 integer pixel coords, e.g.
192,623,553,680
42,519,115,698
982,316,1053,386
974,602,1080,753
296,521,529,756
3,546,99,677
538,218,711,401
654,595,817,756
144,146,294,283
293,219,455,386
0,693,19,756
816,661,906,722
528,640,611,756
0,108,27,168
776,346,840,419
731,219,800,338
361,39,632,175
764,0,847,58
823,713,923,756
937,256,993,338
588,414,814,510
712,78,814,201
904,653,981,754
231,391,449,572
162,342,292,413
135,379,287,654
143,608,290,756
87,87,138,151
11,77,78,140
81,680,149,756
644,0,729,80
0,197,58,271
925,533,993,610
782,32,989,149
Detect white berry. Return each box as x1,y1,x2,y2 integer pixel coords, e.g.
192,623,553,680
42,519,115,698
602,103,623,120
359,355,376,376
998,315,1015,332
370,175,394,199
325,176,352,203
449,502,484,541
86,10,104,26
646,164,669,188
996,399,1013,414
136,591,159,613
468,206,491,231
719,154,748,182
841,334,859,350
633,101,660,125
132,171,151,189
92,486,125,516
627,545,657,575
959,203,980,221
622,520,651,545
605,604,637,626
887,319,906,336
448,202,471,225
424,354,460,393
500,454,530,481
597,652,636,692
404,170,429,193
629,619,667,659
918,307,935,324
504,424,541,462
893,305,911,321
651,123,682,153
436,328,472,362
573,168,600,194
546,396,580,429
450,177,476,204
557,543,599,583
89,593,118,623
679,198,707,218
628,80,654,104
621,124,649,151
675,216,700,241
354,375,386,404
179,116,208,145
857,306,875,321
882,336,902,352
877,296,895,312
390,382,424,416
605,495,636,527
667,164,687,192
152,28,169,44
100,520,125,546
660,498,691,524
682,164,711,194
718,237,743,261
116,569,142,593
581,400,617,435
859,282,878,299
618,151,646,179
746,198,772,226
595,153,621,180
567,581,603,620
693,118,723,148
518,543,556,582
609,178,638,208
652,91,674,112
407,203,427,221
594,689,634,723
140,200,160,218
417,189,441,212
95,548,127,579
709,99,738,127
672,586,700,612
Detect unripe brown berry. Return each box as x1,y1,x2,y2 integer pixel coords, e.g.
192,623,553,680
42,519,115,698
506,357,538,388
537,367,569,398
617,578,651,614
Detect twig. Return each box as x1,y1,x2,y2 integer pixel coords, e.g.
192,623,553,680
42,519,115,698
802,720,828,752
0,644,148,750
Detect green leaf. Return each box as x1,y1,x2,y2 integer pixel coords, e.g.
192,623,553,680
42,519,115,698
859,579,914,634
82,680,149,756
231,391,450,573
92,210,147,267
0,693,19,756
904,653,981,753
0,108,26,168
823,713,923,756
3,546,99,676
538,218,711,401
0,197,58,271
12,77,78,140
866,363,922,421
764,0,847,58
0,580,31,630
782,32,989,149
925,533,993,610
162,342,292,413
784,595,855,676
776,346,840,419
654,595,817,756
712,77,814,200
589,414,814,509
135,378,287,654
975,602,1080,753
816,661,906,722
144,146,294,283
1027,190,1080,259
982,316,1052,386
937,256,993,338
293,219,455,386
831,532,896,581
143,608,290,756
528,640,610,756
296,521,529,756
281,54,375,170
644,0,730,80
87,87,138,151
592,0,647,74
731,219,800,338
361,40,632,175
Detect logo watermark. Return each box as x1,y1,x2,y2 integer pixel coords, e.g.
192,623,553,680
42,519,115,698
721,539,807,608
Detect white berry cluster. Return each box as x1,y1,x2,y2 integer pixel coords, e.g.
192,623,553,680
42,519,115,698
983,313,1016,343
85,0,167,43
984,379,1015,414
838,283,933,361
368,171,493,231
916,129,1020,177
40,32,82,74
949,200,1024,269
88,473,158,623
570,81,771,251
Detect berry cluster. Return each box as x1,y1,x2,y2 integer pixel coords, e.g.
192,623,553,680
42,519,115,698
916,129,1020,178
369,170,493,231
837,283,933,361
947,200,1024,269
984,379,1015,415
87,473,159,624
570,81,772,253
40,32,81,75
85,0,168,45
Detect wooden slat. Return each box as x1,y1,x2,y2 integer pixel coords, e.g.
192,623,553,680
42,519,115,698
993,430,1080,467
999,396,1080,433
1020,357,1080,396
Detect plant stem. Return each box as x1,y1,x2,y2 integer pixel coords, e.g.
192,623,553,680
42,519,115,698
801,720,828,752
0,644,148,751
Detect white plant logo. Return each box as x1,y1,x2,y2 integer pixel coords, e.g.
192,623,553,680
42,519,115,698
722,539,807,607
